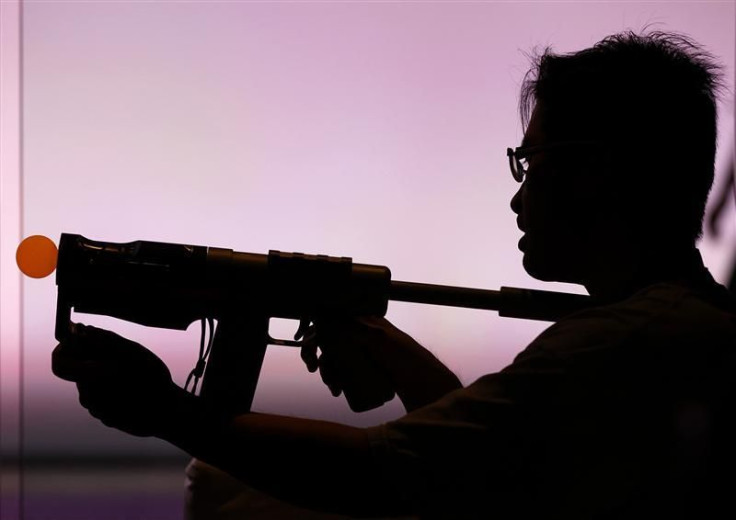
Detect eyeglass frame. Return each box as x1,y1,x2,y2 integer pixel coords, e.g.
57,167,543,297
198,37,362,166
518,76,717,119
506,141,602,183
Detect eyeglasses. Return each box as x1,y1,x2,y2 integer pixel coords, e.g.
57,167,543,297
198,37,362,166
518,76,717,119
506,141,600,183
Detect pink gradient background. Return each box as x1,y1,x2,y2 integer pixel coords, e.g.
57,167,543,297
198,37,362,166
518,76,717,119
1,2,734,458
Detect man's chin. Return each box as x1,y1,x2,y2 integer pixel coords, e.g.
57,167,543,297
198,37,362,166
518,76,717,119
521,250,574,283
522,258,557,282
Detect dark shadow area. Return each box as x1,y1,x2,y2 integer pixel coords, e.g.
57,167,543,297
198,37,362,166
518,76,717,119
8,456,189,520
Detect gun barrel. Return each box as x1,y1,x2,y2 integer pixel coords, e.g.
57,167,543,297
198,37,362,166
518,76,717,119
390,281,503,310
390,280,592,322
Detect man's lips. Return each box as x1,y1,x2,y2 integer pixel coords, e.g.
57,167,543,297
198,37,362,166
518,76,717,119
516,218,527,250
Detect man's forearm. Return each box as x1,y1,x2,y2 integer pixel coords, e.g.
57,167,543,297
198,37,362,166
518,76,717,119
381,345,462,412
158,387,409,517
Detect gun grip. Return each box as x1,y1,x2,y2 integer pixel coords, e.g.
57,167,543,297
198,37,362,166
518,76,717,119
199,314,269,416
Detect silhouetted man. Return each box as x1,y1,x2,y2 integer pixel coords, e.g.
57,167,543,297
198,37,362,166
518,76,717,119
53,30,736,519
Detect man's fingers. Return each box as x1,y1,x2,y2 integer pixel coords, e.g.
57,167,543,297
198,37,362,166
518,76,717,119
52,343,105,382
318,352,343,397
300,341,319,373
294,319,312,341
78,387,93,410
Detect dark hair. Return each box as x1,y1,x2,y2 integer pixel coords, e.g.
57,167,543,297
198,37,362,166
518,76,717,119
519,30,726,243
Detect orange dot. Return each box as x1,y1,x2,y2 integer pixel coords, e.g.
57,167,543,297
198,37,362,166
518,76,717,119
16,235,58,278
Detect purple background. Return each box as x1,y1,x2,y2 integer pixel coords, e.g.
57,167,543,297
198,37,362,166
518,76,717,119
0,2,734,518
17,0,736,455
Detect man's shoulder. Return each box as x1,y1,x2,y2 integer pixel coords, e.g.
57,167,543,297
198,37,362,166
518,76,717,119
517,279,736,362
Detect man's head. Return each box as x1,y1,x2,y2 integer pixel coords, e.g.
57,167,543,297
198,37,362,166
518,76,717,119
511,30,725,284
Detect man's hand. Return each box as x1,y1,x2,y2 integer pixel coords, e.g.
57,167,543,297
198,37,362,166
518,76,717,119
52,323,180,437
301,316,462,412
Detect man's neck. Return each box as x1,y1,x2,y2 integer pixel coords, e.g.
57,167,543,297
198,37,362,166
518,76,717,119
582,244,704,303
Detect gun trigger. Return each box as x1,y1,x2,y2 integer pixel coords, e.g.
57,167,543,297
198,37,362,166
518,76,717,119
294,318,312,341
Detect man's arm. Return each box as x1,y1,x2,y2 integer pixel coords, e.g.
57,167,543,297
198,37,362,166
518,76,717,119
53,324,411,518
305,317,463,412
160,388,410,517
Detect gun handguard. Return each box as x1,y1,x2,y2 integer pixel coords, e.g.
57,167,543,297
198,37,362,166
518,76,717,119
54,233,592,414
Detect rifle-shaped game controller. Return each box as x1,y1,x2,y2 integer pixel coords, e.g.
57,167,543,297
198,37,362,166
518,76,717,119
17,233,591,414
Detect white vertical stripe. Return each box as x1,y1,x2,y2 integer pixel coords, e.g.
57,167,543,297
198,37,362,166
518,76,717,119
0,1,23,519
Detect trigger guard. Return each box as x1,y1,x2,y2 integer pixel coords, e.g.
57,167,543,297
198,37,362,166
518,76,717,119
267,335,304,347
